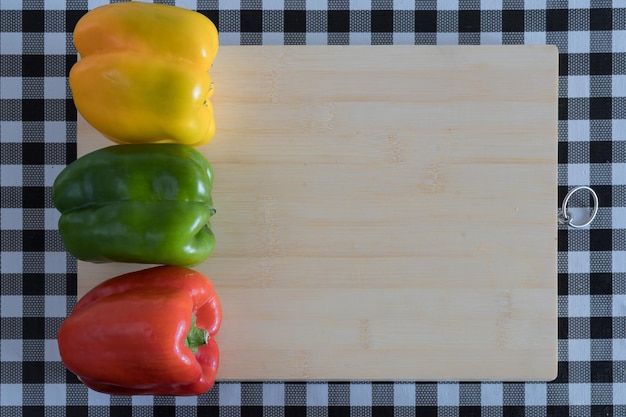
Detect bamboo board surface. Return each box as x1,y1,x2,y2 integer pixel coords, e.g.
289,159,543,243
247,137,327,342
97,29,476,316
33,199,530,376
77,45,558,381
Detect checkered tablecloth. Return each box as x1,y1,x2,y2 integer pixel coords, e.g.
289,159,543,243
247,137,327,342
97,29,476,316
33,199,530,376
1,1,624,416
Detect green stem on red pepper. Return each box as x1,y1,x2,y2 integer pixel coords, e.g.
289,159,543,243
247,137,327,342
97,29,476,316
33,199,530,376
185,315,209,353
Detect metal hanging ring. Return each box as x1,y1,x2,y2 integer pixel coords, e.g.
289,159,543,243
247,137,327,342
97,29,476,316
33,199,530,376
558,186,599,228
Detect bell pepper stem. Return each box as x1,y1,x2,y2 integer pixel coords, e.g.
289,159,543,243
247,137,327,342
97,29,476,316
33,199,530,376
185,315,209,353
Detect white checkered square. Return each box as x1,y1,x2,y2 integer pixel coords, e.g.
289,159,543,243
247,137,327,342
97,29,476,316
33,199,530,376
44,165,65,187
570,251,591,273
306,33,327,44
436,33,459,44
393,0,414,11
614,294,626,316
524,383,546,406
569,294,591,317
175,395,198,406
0,32,22,54
44,208,60,231
615,31,626,52
614,164,626,187
1,295,22,317
525,31,546,44
350,384,372,407
43,33,66,55
437,384,459,406
481,383,503,406
614,252,626,273
568,163,591,186
305,0,327,10
570,383,592,406
0,384,22,406
614,339,626,360
0,208,23,230
614,120,626,143
568,120,590,141
43,77,66,99
0,0,22,10
0,121,23,143
394,383,415,406
219,383,242,406
87,388,110,406
350,32,371,44
219,32,241,45
569,338,591,361
568,31,590,53
480,0,502,10
350,0,370,10
43,121,66,143
568,75,590,98
175,0,200,9
219,0,240,9
132,395,154,406
43,0,66,10
263,383,285,406
0,295,24,317
262,32,284,44
306,383,328,407
614,75,626,97
44,252,66,274
87,0,110,10
44,339,60,362
0,77,22,99
436,1,458,11
44,295,66,317
393,32,414,44
0,339,22,361
45,384,66,406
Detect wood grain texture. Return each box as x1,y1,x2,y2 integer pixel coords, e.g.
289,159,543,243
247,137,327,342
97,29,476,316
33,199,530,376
77,45,559,381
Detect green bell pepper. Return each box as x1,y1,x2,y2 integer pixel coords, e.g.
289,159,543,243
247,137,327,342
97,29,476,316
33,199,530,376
52,144,216,266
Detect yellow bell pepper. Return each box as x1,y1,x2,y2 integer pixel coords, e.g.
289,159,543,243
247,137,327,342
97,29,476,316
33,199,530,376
70,2,219,146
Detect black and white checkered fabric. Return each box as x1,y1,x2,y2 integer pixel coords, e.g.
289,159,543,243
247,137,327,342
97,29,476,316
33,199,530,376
1,1,624,416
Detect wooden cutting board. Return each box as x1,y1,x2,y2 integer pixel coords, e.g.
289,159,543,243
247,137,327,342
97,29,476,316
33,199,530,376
77,45,559,381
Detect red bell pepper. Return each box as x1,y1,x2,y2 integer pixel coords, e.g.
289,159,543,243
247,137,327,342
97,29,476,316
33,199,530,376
58,266,222,396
